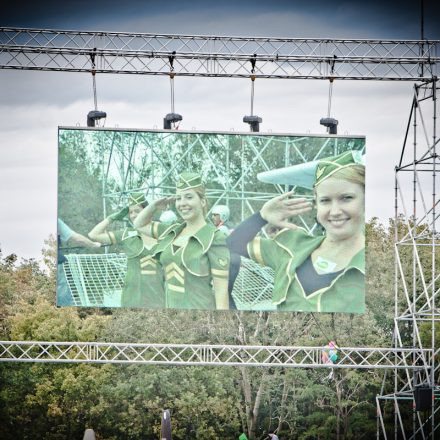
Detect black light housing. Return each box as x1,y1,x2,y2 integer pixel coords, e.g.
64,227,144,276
320,117,338,134
87,110,107,127
163,112,183,129
243,115,262,132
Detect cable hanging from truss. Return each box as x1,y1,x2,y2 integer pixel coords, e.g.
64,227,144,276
87,48,107,127
163,51,182,129
320,55,338,134
243,54,262,132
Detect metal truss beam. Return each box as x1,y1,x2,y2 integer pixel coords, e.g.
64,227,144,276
0,341,434,369
1,27,439,80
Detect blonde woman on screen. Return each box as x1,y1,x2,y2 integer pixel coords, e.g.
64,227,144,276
134,172,230,310
227,151,365,313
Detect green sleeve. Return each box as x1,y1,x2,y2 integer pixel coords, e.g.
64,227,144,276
207,232,230,280
247,237,279,269
151,221,175,239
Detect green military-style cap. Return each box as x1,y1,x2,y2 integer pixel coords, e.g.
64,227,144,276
257,150,365,189
176,172,204,191
128,192,148,206
315,150,364,186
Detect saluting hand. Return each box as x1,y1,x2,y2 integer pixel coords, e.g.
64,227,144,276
260,190,312,230
107,207,129,223
152,196,176,212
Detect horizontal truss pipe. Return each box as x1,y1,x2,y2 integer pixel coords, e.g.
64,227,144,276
1,27,439,80
0,341,434,369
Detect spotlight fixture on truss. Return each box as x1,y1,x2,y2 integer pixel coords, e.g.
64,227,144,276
163,111,183,130
320,117,338,134
87,110,107,127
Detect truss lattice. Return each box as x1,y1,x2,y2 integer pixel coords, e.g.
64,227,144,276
0,341,433,369
1,27,439,80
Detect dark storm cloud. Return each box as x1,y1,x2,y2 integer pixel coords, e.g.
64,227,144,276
2,0,440,39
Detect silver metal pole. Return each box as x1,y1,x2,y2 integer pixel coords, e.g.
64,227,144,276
412,84,418,439
430,77,437,440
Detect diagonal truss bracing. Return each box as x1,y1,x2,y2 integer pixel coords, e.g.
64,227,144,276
0,27,439,80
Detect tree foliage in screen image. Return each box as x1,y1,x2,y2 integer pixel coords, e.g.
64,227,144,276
58,130,105,246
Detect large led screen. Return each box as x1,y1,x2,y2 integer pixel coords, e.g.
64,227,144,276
57,128,365,313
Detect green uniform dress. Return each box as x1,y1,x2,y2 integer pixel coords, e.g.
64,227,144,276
150,221,230,310
111,228,165,308
247,227,365,313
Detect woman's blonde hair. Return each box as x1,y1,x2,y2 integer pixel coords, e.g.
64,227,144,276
313,165,365,202
329,164,365,188
193,186,209,216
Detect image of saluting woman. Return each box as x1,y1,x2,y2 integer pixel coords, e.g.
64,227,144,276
134,172,230,310
88,192,165,308
227,151,365,313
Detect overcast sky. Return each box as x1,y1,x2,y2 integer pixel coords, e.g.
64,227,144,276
1,0,439,260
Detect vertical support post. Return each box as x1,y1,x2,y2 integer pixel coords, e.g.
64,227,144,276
377,397,388,440
412,84,418,439
394,165,399,440
430,77,437,440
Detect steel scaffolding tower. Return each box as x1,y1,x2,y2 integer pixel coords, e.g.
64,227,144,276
0,27,439,438
375,79,439,439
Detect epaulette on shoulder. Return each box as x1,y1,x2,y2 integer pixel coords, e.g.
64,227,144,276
213,228,227,243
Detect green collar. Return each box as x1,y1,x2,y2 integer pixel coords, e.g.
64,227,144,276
189,222,216,253
158,221,216,254
347,248,365,274
273,228,364,274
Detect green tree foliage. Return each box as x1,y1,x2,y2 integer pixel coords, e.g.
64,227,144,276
58,130,104,248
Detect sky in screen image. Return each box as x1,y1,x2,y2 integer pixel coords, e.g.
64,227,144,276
1,0,439,260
